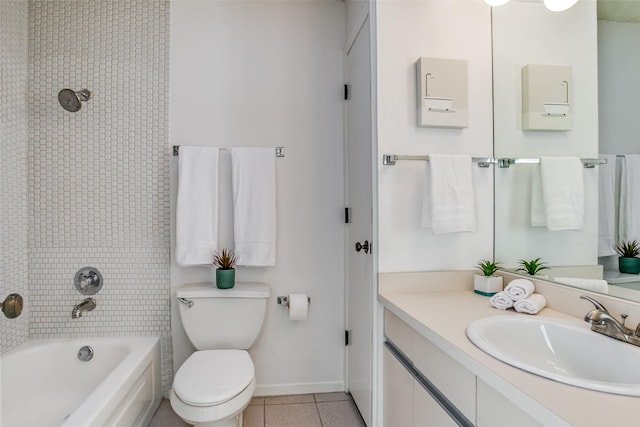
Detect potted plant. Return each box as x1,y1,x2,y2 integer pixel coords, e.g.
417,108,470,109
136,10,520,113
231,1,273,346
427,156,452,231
616,240,640,274
474,259,503,296
517,258,549,276
213,248,238,289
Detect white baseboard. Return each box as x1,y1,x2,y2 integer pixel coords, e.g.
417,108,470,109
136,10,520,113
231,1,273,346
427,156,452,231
254,381,345,397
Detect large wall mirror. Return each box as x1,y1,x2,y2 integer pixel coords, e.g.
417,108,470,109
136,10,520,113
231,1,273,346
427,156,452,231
493,0,640,302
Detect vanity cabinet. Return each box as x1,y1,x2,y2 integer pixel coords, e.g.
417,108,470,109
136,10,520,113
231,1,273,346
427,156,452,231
383,309,544,427
383,346,457,427
476,379,543,427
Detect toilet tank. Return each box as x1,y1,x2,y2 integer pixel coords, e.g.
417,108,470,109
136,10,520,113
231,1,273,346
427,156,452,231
176,282,270,350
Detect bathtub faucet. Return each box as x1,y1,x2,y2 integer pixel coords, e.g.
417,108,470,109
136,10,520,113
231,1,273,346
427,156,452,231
72,298,96,319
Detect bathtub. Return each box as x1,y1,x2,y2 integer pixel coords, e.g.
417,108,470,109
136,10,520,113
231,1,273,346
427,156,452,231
1,336,161,427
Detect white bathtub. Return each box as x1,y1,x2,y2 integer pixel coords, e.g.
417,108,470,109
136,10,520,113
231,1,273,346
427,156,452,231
1,336,161,427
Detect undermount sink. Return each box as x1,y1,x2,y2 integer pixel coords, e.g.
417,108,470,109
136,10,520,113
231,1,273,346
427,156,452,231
466,315,640,396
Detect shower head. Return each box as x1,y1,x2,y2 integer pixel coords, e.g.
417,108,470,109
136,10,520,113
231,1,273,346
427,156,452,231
58,88,91,112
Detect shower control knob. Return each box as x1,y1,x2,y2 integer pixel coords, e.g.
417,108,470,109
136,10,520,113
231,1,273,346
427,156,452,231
1,294,23,319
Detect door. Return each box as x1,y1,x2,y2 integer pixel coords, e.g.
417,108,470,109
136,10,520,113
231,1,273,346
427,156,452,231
345,17,374,427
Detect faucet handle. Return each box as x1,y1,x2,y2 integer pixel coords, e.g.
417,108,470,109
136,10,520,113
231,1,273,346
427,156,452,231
621,314,629,327
580,295,609,313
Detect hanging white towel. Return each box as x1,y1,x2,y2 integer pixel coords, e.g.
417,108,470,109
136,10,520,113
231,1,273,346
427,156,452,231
530,157,584,231
598,154,617,257
619,155,640,242
231,148,276,266
421,154,476,234
175,146,220,266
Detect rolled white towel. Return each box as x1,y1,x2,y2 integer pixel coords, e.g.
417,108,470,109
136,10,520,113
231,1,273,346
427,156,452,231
490,291,514,310
505,279,535,301
514,294,547,315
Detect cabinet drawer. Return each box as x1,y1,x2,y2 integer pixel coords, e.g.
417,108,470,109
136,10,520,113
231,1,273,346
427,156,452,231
412,329,476,422
413,381,458,427
384,309,415,361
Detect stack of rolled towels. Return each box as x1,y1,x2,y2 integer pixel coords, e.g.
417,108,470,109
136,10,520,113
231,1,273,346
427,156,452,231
490,278,547,315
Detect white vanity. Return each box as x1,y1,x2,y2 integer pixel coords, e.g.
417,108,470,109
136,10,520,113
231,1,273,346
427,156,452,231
379,271,640,427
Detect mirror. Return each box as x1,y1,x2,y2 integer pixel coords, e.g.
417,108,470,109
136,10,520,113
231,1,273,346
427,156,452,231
493,0,640,302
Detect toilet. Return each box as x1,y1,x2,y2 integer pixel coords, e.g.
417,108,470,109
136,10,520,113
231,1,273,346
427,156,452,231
170,282,270,427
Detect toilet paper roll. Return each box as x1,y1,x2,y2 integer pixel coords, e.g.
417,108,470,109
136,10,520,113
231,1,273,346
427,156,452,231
288,293,308,321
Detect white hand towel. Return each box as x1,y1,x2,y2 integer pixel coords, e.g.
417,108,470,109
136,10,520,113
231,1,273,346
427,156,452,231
598,154,617,257
175,146,219,266
231,148,276,266
421,154,476,234
514,294,547,315
554,277,609,294
530,167,546,227
490,291,514,310
504,278,535,301
619,155,640,242
538,157,585,231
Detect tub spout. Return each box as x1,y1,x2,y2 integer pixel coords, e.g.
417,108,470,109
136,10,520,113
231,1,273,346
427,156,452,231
72,298,96,319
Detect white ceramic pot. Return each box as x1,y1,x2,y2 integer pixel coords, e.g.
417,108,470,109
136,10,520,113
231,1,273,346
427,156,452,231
474,275,504,297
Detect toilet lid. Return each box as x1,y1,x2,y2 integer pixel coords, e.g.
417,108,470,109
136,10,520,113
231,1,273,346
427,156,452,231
174,350,255,407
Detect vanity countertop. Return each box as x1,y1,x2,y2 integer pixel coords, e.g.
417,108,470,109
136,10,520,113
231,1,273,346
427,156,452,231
379,287,640,427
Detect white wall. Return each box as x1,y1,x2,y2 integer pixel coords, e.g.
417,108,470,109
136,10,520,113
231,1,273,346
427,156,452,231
170,1,347,395
493,1,599,268
376,0,494,273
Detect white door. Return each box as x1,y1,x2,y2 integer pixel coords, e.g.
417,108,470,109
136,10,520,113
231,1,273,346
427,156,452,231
345,17,373,427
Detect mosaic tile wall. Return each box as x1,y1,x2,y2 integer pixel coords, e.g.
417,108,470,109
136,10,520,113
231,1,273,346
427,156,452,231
27,0,172,395
0,0,30,353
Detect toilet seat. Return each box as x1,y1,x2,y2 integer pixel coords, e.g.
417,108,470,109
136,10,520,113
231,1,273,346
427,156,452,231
173,349,255,407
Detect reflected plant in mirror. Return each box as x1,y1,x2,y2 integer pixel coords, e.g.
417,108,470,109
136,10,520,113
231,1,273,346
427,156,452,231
517,258,549,276
616,240,640,275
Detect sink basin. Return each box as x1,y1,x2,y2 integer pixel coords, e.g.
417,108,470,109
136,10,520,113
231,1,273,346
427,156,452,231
466,315,640,396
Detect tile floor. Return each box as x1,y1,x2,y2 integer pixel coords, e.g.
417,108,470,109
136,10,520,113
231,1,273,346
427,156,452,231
149,392,366,427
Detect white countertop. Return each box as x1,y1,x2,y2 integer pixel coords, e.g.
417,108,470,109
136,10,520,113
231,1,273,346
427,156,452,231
379,288,640,427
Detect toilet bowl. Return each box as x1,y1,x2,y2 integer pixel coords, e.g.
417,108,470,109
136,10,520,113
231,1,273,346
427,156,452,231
170,350,255,427
171,282,270,426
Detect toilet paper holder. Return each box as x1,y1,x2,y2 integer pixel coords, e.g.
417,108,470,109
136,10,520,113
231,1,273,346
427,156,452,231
277,295,311,307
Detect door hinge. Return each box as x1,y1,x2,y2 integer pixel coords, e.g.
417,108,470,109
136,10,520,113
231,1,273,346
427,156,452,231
344,207,351,224
344,84,351,100
345,330,351,346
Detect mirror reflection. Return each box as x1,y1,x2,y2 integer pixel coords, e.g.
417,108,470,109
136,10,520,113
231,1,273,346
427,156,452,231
493,0,640,302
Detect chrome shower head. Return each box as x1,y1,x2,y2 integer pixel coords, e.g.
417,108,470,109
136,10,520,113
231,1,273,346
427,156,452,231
58,88,91,112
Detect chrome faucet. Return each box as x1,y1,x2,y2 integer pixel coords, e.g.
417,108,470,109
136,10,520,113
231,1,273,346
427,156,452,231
72,298,96,319
580,295,640,346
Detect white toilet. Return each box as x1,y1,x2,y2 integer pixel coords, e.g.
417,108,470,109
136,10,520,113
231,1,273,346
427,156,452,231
170,282,270,427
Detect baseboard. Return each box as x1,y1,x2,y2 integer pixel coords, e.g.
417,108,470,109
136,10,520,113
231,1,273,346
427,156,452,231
254,381,345,397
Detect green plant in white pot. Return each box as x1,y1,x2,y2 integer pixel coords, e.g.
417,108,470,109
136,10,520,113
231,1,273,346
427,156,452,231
213,248,238,289
474,259,503,296
616,240,640,274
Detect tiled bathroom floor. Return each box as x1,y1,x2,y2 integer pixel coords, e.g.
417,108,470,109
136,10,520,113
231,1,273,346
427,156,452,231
149,392,366,427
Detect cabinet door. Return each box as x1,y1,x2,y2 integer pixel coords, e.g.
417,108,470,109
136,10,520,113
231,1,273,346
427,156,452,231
476,379,543,427
383,347,413,427
413,381,459,427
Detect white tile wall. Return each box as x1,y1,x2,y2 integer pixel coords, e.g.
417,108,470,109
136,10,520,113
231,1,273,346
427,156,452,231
27,0,172,395
0,0,29,353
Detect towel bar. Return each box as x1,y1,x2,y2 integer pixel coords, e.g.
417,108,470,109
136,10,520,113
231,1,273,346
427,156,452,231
382,154,496,168
497,158,607,169
172,146,285,157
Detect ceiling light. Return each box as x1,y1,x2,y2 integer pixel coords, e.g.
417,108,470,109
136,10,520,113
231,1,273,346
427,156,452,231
483,0,511,5
543,0,579,12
